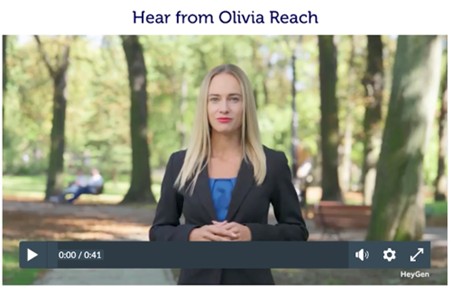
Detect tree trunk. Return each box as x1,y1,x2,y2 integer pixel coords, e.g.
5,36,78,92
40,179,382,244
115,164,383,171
262,77,269,106
341,103,353,192
434,67,447,201
253,88,259,109
35,36,71,199
121,35,155,204
340,36,356,193
318,36,342,201
290,52,299,176
46,71,68,198
361,35,384,205
3,35,7,126
367,36,442,241
179,76,188,148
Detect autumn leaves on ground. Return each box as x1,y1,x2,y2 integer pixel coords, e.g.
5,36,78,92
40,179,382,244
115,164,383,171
3,196,153,284
3,193,447,285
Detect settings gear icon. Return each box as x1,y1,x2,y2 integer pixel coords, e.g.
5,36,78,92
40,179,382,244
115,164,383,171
383,248,396,262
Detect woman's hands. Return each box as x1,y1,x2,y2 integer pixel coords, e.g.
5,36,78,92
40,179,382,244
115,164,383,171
213,220,252,241
188,221,252,241
188,223,237,241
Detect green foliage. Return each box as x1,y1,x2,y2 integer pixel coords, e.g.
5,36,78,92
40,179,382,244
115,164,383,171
423,119,440,185
2,175,120,195
2,175,163,202
259,104,291,153
2,175,46,192
3,255,41,285
3,248,42,285
425,201,447,216
3,35,445,191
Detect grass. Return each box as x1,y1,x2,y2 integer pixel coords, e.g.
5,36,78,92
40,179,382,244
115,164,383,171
2,175,47,192
2,175,163,202
3,240,43,285
425,201,447,216
271,267,447,285
2,175,162,285
171,267,447,285
2,175,447,285
305,186,447,217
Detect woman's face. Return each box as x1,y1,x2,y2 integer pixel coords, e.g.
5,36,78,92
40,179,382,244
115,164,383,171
207,73,244,136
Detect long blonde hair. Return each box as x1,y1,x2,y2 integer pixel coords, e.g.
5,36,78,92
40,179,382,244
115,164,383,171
174,64,266,194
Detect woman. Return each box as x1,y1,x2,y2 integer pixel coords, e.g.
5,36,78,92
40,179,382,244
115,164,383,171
150,64,309,285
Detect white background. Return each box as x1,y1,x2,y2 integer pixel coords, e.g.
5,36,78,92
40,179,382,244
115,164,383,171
0,0,450,35
0,0,449,292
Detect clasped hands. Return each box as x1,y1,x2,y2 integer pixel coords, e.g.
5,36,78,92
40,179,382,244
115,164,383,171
189,220,251,241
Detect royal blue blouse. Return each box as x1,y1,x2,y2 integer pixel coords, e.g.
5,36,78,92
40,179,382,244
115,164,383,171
208,178,237,221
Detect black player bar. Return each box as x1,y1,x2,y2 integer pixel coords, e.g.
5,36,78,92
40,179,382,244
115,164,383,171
19,241,430,269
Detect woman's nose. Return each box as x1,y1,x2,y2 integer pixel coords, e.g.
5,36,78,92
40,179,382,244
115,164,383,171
219,100,229,113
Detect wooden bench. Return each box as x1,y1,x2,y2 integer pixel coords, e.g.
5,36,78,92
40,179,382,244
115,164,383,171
313,201,372,240
92,184,104,195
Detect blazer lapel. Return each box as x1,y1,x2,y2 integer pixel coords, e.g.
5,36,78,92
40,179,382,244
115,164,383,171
226,159,255,221
193,166,217,220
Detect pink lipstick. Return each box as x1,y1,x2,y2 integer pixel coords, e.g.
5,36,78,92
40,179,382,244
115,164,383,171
217,117,232,123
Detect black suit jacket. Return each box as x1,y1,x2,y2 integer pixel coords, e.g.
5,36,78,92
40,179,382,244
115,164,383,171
149,146,309,285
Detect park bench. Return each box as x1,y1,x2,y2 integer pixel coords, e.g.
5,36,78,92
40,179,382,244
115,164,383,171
313,201,372,240
92,184,104,195
49,183,105,204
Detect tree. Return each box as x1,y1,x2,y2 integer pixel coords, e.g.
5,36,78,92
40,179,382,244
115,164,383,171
318,36,342,201
35,36,73,199
121,35,154,203
434,66,447,201
361,35,384,204
339,35,360,193
367,36,443,241
285,36,302,176
2,35,6,126
248,37,271,108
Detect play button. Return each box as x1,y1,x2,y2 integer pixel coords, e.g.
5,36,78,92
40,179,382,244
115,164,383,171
27,248,38,261
20,241,48,268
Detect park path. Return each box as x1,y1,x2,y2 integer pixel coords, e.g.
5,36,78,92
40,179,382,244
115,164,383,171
4,200,175,285
3,199,447,285
32,218,175,285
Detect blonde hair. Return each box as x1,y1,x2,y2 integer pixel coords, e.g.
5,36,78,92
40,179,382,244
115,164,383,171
175,64,266,194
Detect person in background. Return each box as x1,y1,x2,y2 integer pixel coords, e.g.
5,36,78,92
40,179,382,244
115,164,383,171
295,144,314,207
149,64,309,285
51,168,104,204
67,168,89,192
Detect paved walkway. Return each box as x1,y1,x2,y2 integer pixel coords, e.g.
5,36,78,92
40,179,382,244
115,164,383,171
28,204,446,285
33,224,446,285
34,268,175,285
33,235,176,285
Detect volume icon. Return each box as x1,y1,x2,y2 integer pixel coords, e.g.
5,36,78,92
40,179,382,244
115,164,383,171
355,249,369,261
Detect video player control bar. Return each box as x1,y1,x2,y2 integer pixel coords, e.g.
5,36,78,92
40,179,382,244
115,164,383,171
20,241,430,269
